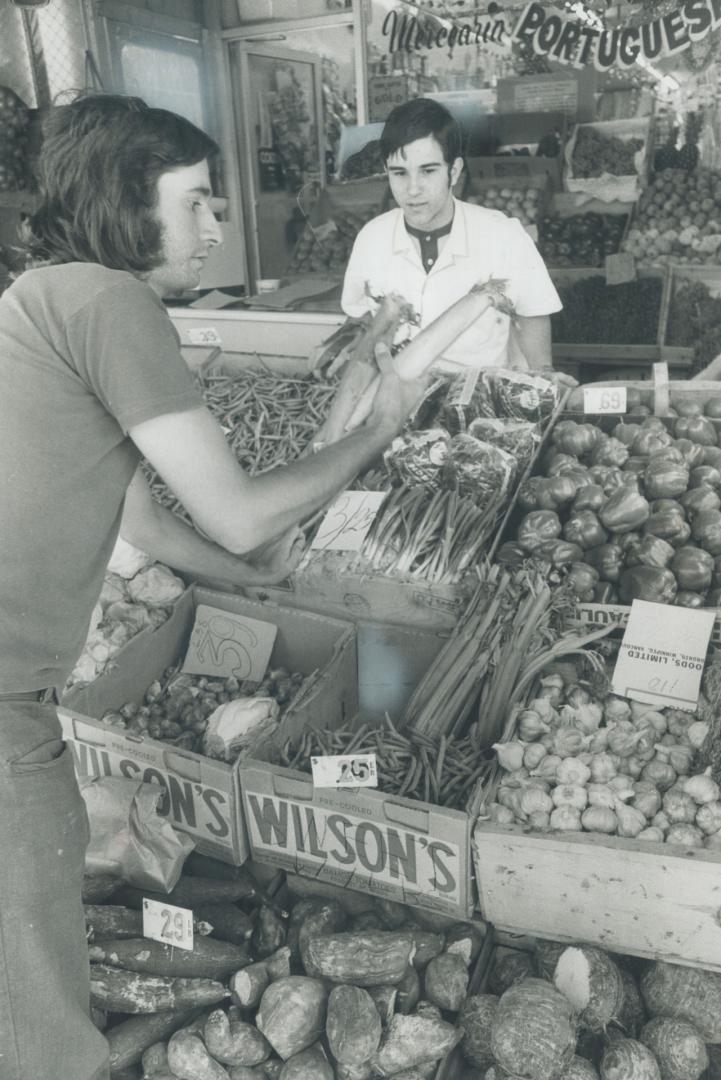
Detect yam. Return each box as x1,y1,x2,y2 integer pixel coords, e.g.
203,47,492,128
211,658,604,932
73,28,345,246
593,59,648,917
195,903,255,946
251,904,287,959
107,1008,202,1070
90,965,227,1015
458,993,498,1069
641,961,721,1042
403,928,445,970
278,1043,334,1080
489,950,536,995
141,1043,169,1075
167,1031,230,1080
326,984,381,1065
89,935,250,980
297,900,347,975
255,976,327,1060
302,931,414,986
600,1037,661,1080
367,984,398,1026
554,946,625,1032
640,1016,708,1080
204,1008,271,1067
371,1014,462,1077
561,1058,599,1078
491,978,576,1080
445,921,486,966
423,952,469,1012
84,904,142,940
115,873,257,910
397,964,421,1014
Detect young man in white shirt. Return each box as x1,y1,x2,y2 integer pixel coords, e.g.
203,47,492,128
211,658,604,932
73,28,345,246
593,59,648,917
342,98,565,378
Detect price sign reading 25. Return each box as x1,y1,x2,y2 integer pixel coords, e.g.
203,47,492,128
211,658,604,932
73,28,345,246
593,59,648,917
311,491,387,553
583,386,627,415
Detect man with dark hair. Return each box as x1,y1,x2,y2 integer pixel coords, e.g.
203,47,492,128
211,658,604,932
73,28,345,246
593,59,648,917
342,97,564,377
0,94,422,1080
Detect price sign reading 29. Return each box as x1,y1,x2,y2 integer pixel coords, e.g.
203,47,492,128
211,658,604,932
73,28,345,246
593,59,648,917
311,491,387,553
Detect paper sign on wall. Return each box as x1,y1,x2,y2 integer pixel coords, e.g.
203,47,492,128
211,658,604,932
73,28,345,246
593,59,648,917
143,898,194,952
182,604,277,682
605,252,636,286
311,491,387,552
583,386,627,414
611,599,714,711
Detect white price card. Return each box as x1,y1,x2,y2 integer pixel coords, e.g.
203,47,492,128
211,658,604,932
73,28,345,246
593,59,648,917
583,386,627,415
311,491,387,552
611,599,714,711
143,898,194,952
187,327,223,347
183,604,277,682
311,753,378,788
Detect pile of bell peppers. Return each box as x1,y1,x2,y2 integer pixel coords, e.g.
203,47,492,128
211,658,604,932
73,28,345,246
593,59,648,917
500,405,721,607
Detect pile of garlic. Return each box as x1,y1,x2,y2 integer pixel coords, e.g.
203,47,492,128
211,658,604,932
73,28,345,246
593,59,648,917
485,673,721,848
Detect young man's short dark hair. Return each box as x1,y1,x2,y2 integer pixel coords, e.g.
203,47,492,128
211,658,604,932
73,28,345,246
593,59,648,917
28,93,219,271
380,98,463,167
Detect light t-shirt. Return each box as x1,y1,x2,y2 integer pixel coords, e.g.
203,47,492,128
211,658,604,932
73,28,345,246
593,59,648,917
341,198,562,372
0,263,203,692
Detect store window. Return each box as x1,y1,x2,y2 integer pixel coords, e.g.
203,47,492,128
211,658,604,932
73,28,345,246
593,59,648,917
108,24,206,128
225,0,353,28
229,20,358,282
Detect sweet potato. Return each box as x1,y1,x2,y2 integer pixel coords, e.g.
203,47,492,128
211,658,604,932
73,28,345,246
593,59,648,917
115,873,257,910
278,1043,334,1080
91,965,227,1014
423,952,469,1012
326,985,381,1065
141,1042,168,1076
302,931,414,986
89,935,250,980
256,976,327,1060
84,904,142,940
195,903,255,946
397,966,421,1015
252,904,287,959
204,1008,271,1067
371,1014,462,1076
167,1031,230,1080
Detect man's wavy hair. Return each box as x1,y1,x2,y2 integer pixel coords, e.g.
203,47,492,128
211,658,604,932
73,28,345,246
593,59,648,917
28,93,219,271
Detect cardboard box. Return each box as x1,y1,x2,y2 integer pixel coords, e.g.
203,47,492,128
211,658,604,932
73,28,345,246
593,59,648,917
60,587,358,865
239,623,477,919
473,822,721,971
241,760,474,920
564,117,653,204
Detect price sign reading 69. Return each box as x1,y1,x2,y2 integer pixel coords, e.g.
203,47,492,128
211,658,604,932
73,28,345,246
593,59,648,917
583,386,627,415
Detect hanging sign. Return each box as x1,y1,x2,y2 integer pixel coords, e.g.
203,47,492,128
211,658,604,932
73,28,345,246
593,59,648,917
512,0,721,71
611,599,714,711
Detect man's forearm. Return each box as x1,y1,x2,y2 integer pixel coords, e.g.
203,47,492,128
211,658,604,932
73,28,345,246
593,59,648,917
120,492,264,586
511,315,553,370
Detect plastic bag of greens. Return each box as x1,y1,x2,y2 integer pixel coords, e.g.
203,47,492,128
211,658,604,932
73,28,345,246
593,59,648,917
383,427,450,487
480,368,559,423
443,434,516,502
467,416,541,473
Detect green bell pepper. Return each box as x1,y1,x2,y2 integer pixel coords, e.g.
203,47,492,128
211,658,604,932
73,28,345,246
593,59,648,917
691,509,721,555
670,545,714,591
619,566,678,605
517,510,562,553
562,510,608,550
674,416,718,447
599,486,650,534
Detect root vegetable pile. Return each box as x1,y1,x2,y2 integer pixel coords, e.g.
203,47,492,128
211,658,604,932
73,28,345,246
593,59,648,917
86,866,490,1079
462,939,715,1080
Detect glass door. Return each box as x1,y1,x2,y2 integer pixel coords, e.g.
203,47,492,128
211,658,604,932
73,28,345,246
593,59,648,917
230,41,326,286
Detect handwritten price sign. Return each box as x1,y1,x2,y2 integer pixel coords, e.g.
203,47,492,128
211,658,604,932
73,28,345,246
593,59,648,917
182,604,277,682
311,753,378,788
187,327,223,347
612,599,714,710
143,899,194,951
311,491,386,552
583,386,627,415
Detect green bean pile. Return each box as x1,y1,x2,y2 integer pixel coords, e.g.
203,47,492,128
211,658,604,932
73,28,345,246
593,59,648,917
145,367,337,514
279,715,494,811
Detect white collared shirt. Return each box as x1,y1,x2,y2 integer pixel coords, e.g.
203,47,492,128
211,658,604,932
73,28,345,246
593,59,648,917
341,197,562,372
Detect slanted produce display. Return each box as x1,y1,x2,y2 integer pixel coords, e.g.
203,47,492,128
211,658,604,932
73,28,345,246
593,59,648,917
499,402,721,608
624,166,721,266
550,275,663,346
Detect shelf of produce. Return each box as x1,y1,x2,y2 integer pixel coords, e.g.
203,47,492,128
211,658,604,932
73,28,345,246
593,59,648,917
473,823,721,971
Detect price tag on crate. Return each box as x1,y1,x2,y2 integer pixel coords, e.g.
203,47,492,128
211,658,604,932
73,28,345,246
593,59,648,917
143,898,194,952
187,327,223,347
583,386,627,415
311,491,387,552
611,599,714,711
311,753,378,788
605,252,636,286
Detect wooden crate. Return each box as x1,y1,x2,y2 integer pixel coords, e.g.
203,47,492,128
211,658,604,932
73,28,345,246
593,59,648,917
473,822,721,971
